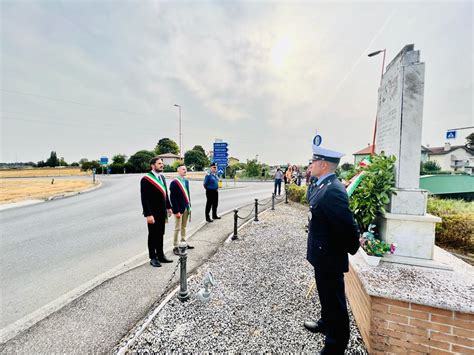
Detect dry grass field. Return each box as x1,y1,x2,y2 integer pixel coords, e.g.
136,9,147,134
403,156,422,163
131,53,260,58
0,179,95,204
0,167,89,178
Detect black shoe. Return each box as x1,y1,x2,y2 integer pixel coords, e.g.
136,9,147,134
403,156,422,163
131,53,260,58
158,256,173,263
304,320,325,334
212,215,221,220
173,247,180,255
150,258,161,267
320,344,344,355
206,217,214,222
186,244,195,249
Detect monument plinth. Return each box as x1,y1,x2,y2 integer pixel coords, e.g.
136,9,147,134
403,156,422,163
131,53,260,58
374,44,445,269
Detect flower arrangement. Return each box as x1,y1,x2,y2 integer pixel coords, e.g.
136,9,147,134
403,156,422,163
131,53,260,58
359,224,396,257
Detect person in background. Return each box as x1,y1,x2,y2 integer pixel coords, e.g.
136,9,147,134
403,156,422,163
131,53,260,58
170,164,194,255
273,166,284,195
203,162,220,223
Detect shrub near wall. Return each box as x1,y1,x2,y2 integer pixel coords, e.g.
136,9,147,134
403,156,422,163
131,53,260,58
427,198,474,253
286,184,307,205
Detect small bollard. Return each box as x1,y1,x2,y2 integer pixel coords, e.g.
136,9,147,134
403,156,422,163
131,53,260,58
178,242,189,302
196,271,215,303
254,199,259,222
285,186,289,204
51,178,54,185
271,193,275,210
232,209,239,240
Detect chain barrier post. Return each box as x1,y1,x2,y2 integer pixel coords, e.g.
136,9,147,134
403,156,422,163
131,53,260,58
271,193,275,210
232,209,239,240
285,185,289,204
177,243,189,302
254,199,259,222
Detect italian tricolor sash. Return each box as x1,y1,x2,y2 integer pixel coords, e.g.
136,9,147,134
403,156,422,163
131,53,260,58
144,172,167,199
174,177,191,211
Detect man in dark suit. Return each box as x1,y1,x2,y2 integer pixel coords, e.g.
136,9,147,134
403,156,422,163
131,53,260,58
304,142,360,354
140,157,174,267
170,164,194,255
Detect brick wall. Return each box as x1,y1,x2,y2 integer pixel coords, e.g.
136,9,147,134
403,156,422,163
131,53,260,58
346,266,474,354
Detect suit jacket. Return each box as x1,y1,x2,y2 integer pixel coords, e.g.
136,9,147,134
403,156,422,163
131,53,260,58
170,178,191,214
307,174,360,273
140,173,171,218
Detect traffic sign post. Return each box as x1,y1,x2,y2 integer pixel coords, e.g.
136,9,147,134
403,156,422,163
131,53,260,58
213,142,229,178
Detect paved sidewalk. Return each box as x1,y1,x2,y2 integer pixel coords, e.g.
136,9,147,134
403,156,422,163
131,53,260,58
124,203,367,353
0,202,260,353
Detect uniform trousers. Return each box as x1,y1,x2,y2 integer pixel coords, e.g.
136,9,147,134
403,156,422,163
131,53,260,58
205,189,219,218
314,269,350,353
147,217,165,260
173,209,190,247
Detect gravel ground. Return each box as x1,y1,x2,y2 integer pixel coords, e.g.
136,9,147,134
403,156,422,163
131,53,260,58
129,203,367,354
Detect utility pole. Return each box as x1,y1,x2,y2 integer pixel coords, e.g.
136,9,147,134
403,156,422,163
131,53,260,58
174,104,182,158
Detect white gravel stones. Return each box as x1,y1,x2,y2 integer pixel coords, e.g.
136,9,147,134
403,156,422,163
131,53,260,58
130,204,367,353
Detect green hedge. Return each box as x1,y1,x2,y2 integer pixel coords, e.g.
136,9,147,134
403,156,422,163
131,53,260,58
286,184,307,205
427,198,474,252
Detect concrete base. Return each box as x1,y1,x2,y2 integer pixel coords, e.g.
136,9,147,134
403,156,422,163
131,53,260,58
382,253,453,271
388,188,428,216
377,212,441,260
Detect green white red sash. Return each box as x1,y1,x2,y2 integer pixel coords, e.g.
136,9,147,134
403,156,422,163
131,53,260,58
174,177,191,211
144,172,167,199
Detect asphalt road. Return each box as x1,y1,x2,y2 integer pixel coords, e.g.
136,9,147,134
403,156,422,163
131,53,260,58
0,175,274,330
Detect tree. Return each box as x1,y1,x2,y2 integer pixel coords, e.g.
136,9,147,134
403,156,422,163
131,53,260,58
422,160,441,174
466,133,474,149
70,162,79,167
112,154,127,164
128,150,155,173
191,145,207,157
79,158,89,166
46,151,59,167
184,150,209,171
155,138,179,155
81,160,101,171
244,159,262,177
59,157,68,166
37,160,46,167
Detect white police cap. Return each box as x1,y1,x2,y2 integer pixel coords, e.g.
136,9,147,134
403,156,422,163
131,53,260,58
312,145,344,163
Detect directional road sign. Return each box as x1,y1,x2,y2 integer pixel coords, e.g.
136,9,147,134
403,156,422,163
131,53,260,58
100,157,109,165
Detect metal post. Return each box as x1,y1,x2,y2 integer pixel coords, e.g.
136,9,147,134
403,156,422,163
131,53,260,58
92,169,96,183
232,209,238,240
178,243,189,302
285,186,288,204
254,199,259,222
271,193,275,210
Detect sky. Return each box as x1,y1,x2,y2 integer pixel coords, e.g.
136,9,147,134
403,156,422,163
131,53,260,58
1,0,472,165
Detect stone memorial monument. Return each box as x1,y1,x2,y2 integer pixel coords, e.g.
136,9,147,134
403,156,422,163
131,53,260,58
374,44,446,269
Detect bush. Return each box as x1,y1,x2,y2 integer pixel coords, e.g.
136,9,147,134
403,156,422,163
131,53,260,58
427,198,474,252
287,184,307,205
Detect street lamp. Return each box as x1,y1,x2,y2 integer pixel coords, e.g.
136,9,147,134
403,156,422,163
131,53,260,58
368,49,387,155
174,104,182,159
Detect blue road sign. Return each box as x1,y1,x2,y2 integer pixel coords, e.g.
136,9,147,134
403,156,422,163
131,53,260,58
213,142,228,148
446,130,456,140
213,142,229,168
100,157,108,165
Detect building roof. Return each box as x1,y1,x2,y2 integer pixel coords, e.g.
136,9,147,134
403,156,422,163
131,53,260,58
428,145,474,156
353,145,374,155
157,153,181,158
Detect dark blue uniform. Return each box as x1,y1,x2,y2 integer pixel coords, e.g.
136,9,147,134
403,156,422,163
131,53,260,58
307,174,359,353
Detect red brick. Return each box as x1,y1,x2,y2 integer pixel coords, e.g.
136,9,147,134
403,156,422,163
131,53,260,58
374,297,409,308
378,312,409,325
410,318,452,333
454,312,474,322
390,305,430,320
429,349,452,355
432,314,473,330
431,331,474,348
451,344,474,353
411,303,454,317
372,302,390,313
390,337,429,353
388,322,429,337
453,326,474,339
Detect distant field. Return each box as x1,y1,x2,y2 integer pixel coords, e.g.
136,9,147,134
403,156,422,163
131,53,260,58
0,167,89,178
0,179,95,203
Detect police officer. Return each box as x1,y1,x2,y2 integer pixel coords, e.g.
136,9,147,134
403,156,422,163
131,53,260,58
304,142,360,354
203,162,220,222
